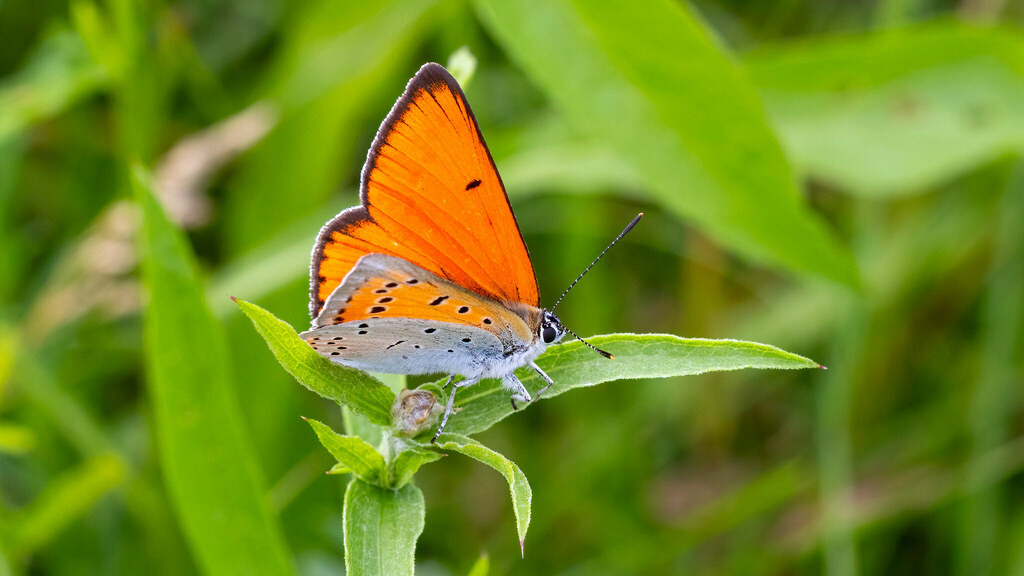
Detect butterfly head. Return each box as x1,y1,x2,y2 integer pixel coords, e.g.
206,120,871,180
539,310,566,345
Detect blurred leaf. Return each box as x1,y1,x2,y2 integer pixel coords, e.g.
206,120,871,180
442,333,820,436
304,418,386,485
499,113,642,198
207,207,335,318
446,46,477,87
135,168,294,575
432,434,531,553
467,553,490,576
958,165,1024,575
69,0,124,79
474,0,858,287
224,0,439,255
0,27,106,143
235,299,394,425
746,22,1024,195
7,454,124,560
390,442,443,489
344,480,424,576
0,424,35,455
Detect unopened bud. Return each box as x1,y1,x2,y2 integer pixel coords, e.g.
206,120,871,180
391,388,442,437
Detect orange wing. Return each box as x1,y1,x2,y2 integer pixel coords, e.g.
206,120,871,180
312,254,534,344
310,63,539,319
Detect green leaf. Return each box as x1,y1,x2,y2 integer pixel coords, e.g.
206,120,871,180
0,27,106,143
328,463,353,475
344,480,424,576
6,454,124,560
432,434,532,553
390,442,444,489
134,168,294,576
235,299,394,426
304,418,386,485
442,334,820,436
746,22,1024,196
467,553,490,576
223,0,438,256
474,0,857,287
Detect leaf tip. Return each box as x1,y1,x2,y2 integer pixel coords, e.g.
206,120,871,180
229,295,238,303
300,415,309,421
818,364,829,370
520,538,525,558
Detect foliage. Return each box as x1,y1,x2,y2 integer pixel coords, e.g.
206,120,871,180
1,0,1023,574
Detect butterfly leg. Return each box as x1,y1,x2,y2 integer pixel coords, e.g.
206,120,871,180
529,361,556,398
504,373,532,411
432,376,479,443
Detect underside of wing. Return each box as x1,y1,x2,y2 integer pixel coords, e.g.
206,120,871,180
300,318,504,378
313,253,534,345
310,63,539,319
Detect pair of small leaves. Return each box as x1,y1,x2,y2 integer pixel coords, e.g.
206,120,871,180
307,417,441,489
305,416,531,549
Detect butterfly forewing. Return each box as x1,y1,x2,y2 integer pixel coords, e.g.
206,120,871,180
310,63,539,319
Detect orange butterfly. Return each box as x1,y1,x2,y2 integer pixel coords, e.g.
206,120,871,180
301,63,639,440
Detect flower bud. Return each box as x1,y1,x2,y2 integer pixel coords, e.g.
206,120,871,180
391,388,442,437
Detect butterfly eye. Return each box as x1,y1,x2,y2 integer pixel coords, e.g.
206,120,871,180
542,325,558,344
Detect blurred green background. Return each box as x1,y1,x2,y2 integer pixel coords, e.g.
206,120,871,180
2,0,1024,574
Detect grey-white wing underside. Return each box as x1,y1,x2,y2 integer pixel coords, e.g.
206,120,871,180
300,318,504,377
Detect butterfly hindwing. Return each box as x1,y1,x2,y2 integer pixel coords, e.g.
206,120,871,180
300,318,503,376
310,63,539,319
313,253,534,344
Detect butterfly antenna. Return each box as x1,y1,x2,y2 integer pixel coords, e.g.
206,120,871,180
551,212,643,312
564,325,614,359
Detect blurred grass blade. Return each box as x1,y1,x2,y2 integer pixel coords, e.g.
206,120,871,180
304,418,386,485
344,480,424,576
135,167,295,576
746,22,1024,196
0,27,106,143
235,299,394,425
444,333,820,436
0,424,34,455
474,0,858,287
432,434,532,553
958,165,1024,575
467,553,490,576
390,443,444,489
224,0,438,256
6,454,124,561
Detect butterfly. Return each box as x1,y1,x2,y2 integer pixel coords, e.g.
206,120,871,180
300,62,639,441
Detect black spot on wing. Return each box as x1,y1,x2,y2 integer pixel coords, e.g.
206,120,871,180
429,295,449,306
465,179,481,190
457,306,470,314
